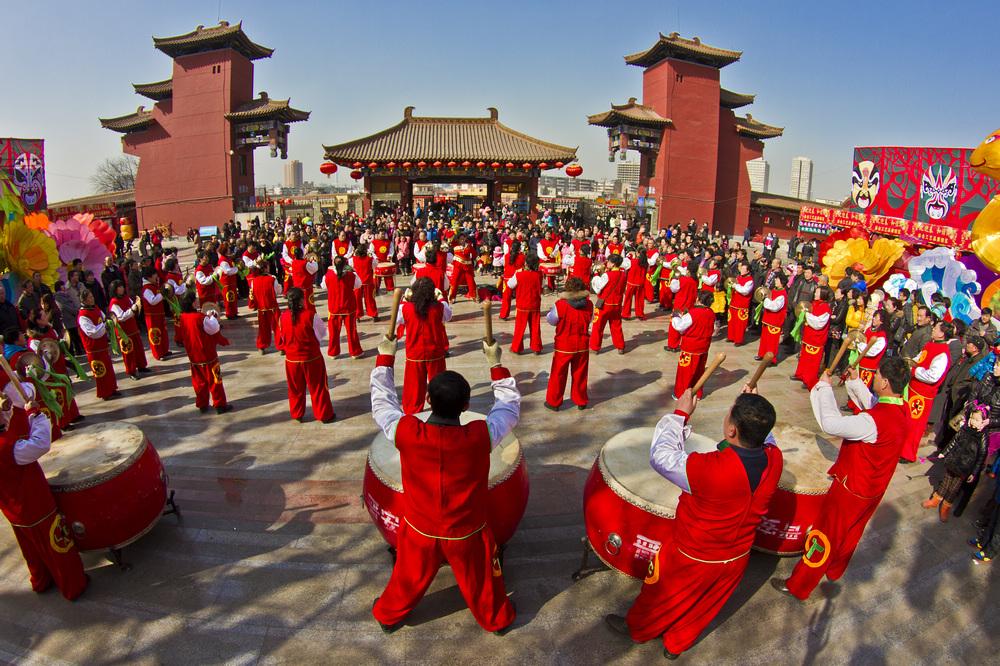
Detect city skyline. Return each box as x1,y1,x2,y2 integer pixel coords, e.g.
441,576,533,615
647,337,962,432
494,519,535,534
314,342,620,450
790,156,813,200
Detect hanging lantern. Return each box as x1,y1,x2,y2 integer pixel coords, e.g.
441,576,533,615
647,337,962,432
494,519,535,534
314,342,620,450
538,162,549,170
447,161,458,168
352,161,363,169
461,160,472,168
120,223,135,241
402,161,413,169
476,161,486,168
432,160,443,168
387,161,397,169
368,162,378,169
522,162,532,169
350,170,363,180
555,161,565,168
417,161,428,168
491,162,501,169
505,162,515,169
320,162,338,177
566,164,583,178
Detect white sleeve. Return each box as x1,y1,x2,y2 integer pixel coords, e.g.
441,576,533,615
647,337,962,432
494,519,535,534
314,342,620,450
221,260,238,276
27,339,40,353
700,272,717,286
353,274,362,289
810,383,878,443
845,377,877,411
671,312,693,333
370,364,403,442
273,276,283,296
202,315,221,335
195,270,214,286
442,273,450,292
283,245,294,264
3,381,35,409
864,336,886,357
78,314,106,338
111,303,134,321
669,278,681,293
413,245,427,262
648,413,692,493
345,242,355,259
143,287,164,305
915,352,949,384
763,295,785,312
648,252,659,265
734,279,755,295
171,280,187,296
441,301,453,322
12,413,52,466
622,256,632,271
486,375,521,450
242,255,257,268
591,273,609,295
545,304,559,326
536,244,547,260
312,313,326,343
306,261,318,275
506,275,518,289
806,312,830,329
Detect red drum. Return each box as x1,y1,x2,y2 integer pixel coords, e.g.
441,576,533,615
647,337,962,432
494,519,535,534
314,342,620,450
375,261,397,276
412,263,427,271
752,423,835,555
540,262,561,276
583,427,717,579
363,411,529,547
40,422,168,552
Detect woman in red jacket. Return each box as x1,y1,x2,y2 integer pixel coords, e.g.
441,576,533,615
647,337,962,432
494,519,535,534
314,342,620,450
351,243,378,321
507,254,543,354
756,274,787,364
324,256,363,359
108,280,150,381
792,285,832,389
280,288,335,423
498,241,525,320
622,251,648,321
399,277,452,414
544,277,594,410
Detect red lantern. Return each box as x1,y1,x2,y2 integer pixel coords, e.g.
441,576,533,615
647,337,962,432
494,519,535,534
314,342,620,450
402,161,413,169
447,161,457,168
350,170,363,180
320,161,338,177
461,160,472,168
369,162,378,169
387,161,397,169
476,161,486,168
538,162,549,169
491,162,501,169
352,161,363,169
284,198,294,205
505,162,515,169
566,164,583,178
522,162,532,169
417,161,427,168
555,161,565,168
432,160,443,168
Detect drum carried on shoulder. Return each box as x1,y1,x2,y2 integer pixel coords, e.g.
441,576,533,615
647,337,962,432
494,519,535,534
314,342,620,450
40,422,179,563
363,411,529,550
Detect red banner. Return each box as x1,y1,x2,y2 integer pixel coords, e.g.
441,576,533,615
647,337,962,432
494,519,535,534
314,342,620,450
799,206,972,249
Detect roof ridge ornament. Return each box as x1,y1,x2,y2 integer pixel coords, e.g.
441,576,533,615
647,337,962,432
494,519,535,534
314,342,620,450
488,107,498,120
404,106,415,119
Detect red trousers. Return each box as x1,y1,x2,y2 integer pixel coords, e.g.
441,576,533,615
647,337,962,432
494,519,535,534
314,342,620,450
793,341,826,389
256,309,280,350
727,306,749,343
173,317,184,349
757,323,782,363
673,350,707,399
373,522,514,632
328,314,362,357
658,280,673,308
787,480,881,600
11,511,88,600
902,389,936,461
645,276,656,302
511,309,542,353
402,357,446,415
546,349,589,407
85,348,118,398
622,284,646,319
190,360,227,408
285,356,334,421
119,330,148,376
375,273,396,293
221,276,239,317
450,265,477,301
499,285,514,319
590,305,624,352
145,313,170,360
626,543,749,655
355,283,377,319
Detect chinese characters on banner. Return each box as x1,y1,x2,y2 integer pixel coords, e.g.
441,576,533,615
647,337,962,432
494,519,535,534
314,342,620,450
798,205,972,249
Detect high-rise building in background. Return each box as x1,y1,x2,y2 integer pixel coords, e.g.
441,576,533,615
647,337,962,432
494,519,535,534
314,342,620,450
616,160,640,189
284,160,303,189
746,157,769,192
790,156,813,200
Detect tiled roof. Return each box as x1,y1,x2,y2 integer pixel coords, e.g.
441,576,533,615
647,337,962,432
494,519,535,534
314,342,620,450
587,98,672,128
720,88,755,109
99,107,156,134
133,78,173,101
734,114,784,139
625,32,742,69
224,93,310,123
153,21,273,61
750,191,832,213
323,107,577,163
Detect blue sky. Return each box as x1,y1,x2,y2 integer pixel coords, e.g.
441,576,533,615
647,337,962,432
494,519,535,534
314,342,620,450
3,0,996,203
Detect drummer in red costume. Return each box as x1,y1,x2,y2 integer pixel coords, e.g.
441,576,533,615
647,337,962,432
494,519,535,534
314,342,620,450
756,274,787,364
537,230,560,292
644,240,660,303
332,229,355,261
398,278,453,414
727,262,754,345
670,292,717,399
77,289,121,401
605,388,782,659
351,244,378,320
109,280,150,381
290,248,319,313
248,263,282,354
498,241,526,321
281,232,302,292
162,257,187,349
371,230,396,294
217,245,240,319
900,321,953,462
0,383,88,601
622,250,648,321
590,254,627,354
666,262,697,351
26,311,82,432
140,267,172,360
280,288,335,423
544,277,594,411
449,235,479,303
177,292,232,414
772,357,910,600
792,286,832,389
508,254,543,355
567,244,593,285
193,253,221,307
326,256,363,359
369,336,519,634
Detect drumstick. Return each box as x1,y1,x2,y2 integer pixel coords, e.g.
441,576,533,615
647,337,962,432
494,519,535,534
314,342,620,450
746,352,773,390
825,334,855,375
386,288,404,341
0,353,28,404
691,352,727,395
482,301,495,345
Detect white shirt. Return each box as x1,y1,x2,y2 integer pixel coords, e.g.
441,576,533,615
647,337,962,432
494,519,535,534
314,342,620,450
810,380,878,443
203,314,221,336
591,273,609,295
763,295,785,312
309,313,326,343
78,312,107,339
370,362,520,446
219,259,238,276
413,242,428,263
305,260,319,275
396,299,453,324
806,311,831,330
110,302,136,321
545,304,560,326
648,412,694,492
166,278,186,296
700,272,718,286
195,268,216,286
671,312,693,333
857,335,886,357
142,282,163,305
914,349,949,384
669,278,681,293
11,413,52,466
733,278,754,295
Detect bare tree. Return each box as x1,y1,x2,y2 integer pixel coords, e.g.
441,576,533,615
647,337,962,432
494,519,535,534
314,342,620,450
91,155,138,193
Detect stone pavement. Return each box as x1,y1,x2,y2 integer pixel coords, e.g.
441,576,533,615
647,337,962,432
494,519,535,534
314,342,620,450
0,246,996,665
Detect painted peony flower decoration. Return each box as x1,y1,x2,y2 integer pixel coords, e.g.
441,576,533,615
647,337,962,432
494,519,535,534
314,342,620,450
46,214,112,278
0,220,60,285
23,212,51,231
820,235,906,286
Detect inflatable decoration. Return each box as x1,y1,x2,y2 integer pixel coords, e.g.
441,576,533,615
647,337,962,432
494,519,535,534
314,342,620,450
87,217,117,254
969,129,1000,272
23,212,51,232
885,247,982,323
820,235,906,286
45,214,112,278
0,220,60,285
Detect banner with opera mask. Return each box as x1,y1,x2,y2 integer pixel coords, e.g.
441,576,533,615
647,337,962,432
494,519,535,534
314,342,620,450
0,138,46,213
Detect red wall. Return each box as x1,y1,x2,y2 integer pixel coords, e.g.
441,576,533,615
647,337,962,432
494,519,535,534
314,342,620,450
748,207,802,239
735,135,763,237
124,50,255,232
712,109,740,237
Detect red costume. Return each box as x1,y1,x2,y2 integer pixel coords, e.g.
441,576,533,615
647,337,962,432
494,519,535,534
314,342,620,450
607,241,624,256
290,258,318,313
508,268,542,354
400,300,449,414
793,301,832,389
141,280,170,360
281,239,301,291
248,274,282,352
178,311,229,410
666,272,698,349
449,244,478,302
325,269,362,358
671,305,715,399
350,254,378,319
414,263,446,292
847,328,888,413
372,239,396,292
622,257,647,320
569,254,593,284
499,252,525,320
28,330,80,432
77,306,118,399
109,295,149,377
901,340,950,461
757,288,787,364
658,255,677,309
280,310,334,422
590,267,626,352
538,239,559,290
332,238,354,260
217,255,240,318
194,264,220,306
727,274,754,344
164,271,185,348
644,249,660,302
545,294,594,408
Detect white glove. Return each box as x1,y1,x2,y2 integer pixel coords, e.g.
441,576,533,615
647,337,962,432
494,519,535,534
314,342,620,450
377,335,397,357
483,339,502,367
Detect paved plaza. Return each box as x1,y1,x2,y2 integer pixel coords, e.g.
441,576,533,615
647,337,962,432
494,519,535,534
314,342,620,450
0,245,995,665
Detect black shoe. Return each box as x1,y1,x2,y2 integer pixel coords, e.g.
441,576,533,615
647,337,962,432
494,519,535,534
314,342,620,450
577,404,587,410
898,457,914,465
72,414,85,423
373,598,404,634
604,614,630,637
161,351,173,359
494,601,517,636
770,577,796,598
199,406,210,414
216,404,233,415
753,355,763,361
129,374,139,381
62,423,75,432
137,367,152,374
293,416,304,423
260,348,267,355
103,391,122,401
544,402,559,412
663,648,680,660
533,351,541,356
322,415,336,424
617,348,626,355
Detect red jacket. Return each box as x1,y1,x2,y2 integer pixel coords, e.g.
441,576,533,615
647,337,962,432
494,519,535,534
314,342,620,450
910,340,951,398
553,297,594,352
512,269,542,311
762,289,787,328
415,264,445,291
730,275,754,309
78,307,109,354
402,301,447,360
503,253,526,280
179,312,228,364
539,239,558,261
248,275,279,311
680,306,716,354
372,239,392,263
801,301,832,347
351,255,374,285
0,419,56,525
626,258,646,286
828,400,909,499
325,271,358,315
280,310,320,362
570,255,593,282
291,259,315,292
673,274,698,311
109,296,141,338
858,328,888,372
597,268,626,307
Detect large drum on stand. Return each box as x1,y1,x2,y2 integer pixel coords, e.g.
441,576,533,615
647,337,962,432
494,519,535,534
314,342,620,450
752,423,835,555
40,422,175,554
581,427,717,579
375,261,397,277
363,411,529,548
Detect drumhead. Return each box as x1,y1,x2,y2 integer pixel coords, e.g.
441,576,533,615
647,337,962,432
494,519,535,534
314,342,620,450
599,427,718,518
368,411,520,492
377,262,395,268
770,423,838,494
41,422,147,491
